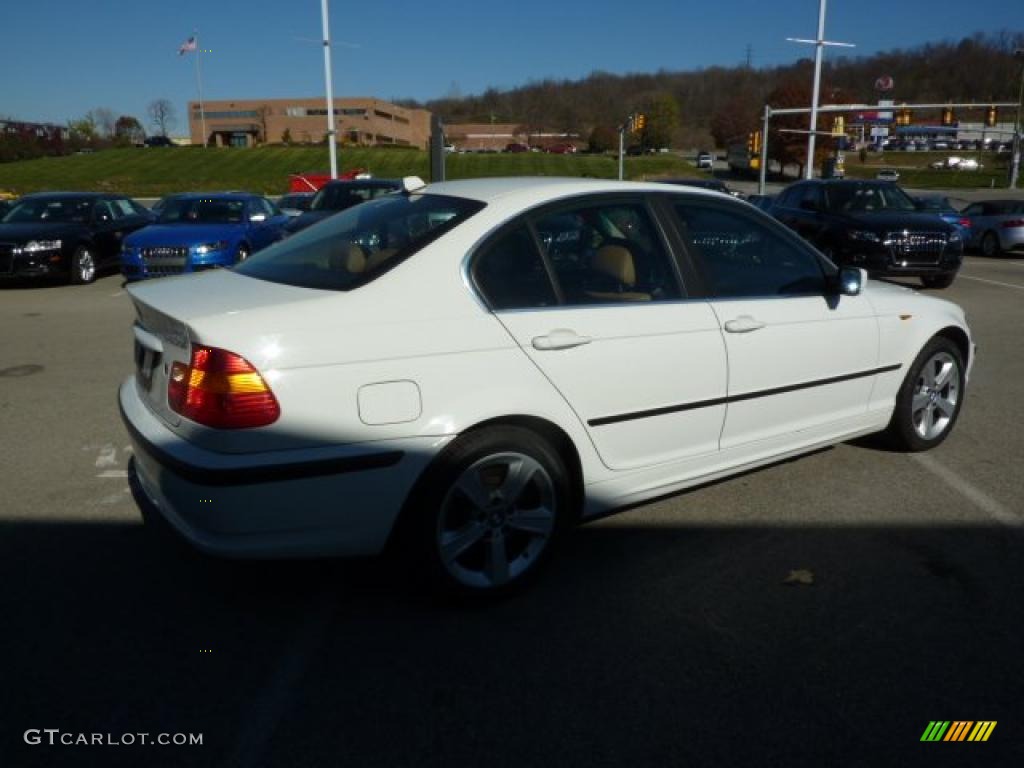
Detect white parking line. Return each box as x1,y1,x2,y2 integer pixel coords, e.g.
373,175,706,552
957,274,1024,291
96,469,129,478
911,453,1021,527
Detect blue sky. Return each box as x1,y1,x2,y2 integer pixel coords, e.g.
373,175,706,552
1,0,1020,132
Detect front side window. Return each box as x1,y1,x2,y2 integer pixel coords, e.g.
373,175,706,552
235,193,484,291
532,201,682,305
672,202,828,298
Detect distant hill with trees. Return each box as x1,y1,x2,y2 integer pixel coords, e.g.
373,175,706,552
408,31,1024,150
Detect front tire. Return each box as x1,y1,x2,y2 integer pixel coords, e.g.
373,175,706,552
70,246,97,284
398,426,571,596
921,273,955,289
236,244,250,263
885,337,965,451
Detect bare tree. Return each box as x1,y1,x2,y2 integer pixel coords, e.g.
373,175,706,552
90,108,117,139
147,99,177,137
255,104,272,144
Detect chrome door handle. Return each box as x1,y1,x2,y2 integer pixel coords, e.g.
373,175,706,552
723,315,766,333
532,329,592,350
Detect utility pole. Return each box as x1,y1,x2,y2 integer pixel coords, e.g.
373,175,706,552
320,0,338,179
618,123,625,181
786,0,854,179
1010,48,1024,189
745,44,753,69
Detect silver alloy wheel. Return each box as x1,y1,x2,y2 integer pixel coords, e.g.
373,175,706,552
77,249,96,282
911,351,960,440
437,452,557,589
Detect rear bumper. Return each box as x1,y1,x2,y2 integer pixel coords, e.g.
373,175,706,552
119,377,451,558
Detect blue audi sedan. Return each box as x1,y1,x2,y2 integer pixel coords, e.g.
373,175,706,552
121,193,288,280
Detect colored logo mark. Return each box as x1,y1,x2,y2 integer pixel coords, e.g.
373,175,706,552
920,721,997,742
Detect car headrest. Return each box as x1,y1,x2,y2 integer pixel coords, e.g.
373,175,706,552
330,242,366,273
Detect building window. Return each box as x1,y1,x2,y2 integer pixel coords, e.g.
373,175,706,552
195,110,260,119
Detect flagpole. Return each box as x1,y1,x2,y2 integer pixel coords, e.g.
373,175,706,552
321,0,338,179
194,29,207,148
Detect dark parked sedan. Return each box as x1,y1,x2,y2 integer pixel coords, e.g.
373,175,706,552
0,192,153,283
284,179,402,235
770,180,963,289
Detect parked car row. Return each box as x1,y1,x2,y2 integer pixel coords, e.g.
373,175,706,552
1,177,407,284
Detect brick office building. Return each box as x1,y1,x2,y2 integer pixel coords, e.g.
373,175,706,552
188,97,433,148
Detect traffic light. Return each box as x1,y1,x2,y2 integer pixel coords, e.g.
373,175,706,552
634,113,646,133
752,130,761,154
897,107,912,126
831,115,845,137
747,132,754,154
986,105,998,128
941,106,954,126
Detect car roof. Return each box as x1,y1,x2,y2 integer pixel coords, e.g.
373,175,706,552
171,192,257,202
21,191,110,200
421,176,728,205
322,179,402,189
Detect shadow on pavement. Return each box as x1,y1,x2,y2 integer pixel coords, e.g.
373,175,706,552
3,517,1022,767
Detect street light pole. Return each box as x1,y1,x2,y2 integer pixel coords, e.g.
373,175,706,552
1010,48,1024,190
320,0,338,179
786,0,854,180
805,0,827,179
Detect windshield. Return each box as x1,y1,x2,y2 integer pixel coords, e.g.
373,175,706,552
310,183,400,212
235,193,485,291
158,198,246,224
3,197,93,224
825,183,917,213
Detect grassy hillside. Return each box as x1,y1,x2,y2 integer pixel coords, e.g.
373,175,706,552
844,151,1017,189
0,146,697,197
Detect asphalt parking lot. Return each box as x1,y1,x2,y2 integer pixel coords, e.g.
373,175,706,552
2,254,1023,766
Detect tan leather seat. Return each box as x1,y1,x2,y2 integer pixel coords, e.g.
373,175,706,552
585,244,651,302
328,242,367,274
364,248,399,271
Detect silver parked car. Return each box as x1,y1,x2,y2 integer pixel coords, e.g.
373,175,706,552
961,200,1024,257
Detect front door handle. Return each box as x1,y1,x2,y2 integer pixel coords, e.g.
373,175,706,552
532,329,592,350
723,315,766,333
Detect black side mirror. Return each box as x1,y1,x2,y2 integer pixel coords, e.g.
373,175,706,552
835,266,865,296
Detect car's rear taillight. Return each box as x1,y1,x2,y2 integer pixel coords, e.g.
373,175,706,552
1001,219,1024,229
958,217,971,229
168,346,280,429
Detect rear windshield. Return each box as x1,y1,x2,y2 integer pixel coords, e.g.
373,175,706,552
311,183,400,211
234,193,485,291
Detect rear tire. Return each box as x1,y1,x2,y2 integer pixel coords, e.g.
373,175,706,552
396,426,571,597
885,337,965,452
981,231,1001,257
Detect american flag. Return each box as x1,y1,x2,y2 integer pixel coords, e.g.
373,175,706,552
178,36,197,56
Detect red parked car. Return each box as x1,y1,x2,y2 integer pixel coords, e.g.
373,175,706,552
545,144,578,154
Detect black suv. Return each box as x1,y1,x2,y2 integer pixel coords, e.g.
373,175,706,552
770,180,963,289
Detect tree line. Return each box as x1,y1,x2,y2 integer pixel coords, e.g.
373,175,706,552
407,31,1024,153
0,99,178,163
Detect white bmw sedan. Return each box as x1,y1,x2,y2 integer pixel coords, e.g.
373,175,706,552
120,177,974,594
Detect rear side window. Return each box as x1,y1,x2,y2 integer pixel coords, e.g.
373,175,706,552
474,226,557,310
235,193,484,291
532,201,682,304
